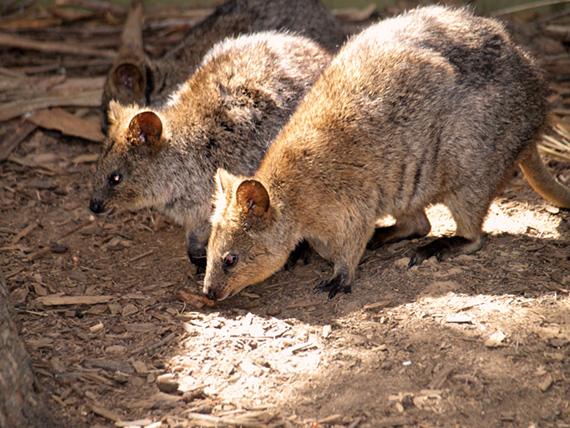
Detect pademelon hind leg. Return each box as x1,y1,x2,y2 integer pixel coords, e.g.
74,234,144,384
409,194,487,267
367,210,431,250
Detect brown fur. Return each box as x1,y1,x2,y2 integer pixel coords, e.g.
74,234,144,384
204,6,570,301
90,32,331,269
101,0,346,120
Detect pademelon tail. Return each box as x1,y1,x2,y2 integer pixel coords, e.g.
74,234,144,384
519,145,570,208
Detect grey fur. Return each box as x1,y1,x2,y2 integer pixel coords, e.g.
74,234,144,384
90,32,332,267
101,0,345,115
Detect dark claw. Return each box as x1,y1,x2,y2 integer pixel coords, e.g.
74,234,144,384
314,275,351,300
408,236,473,267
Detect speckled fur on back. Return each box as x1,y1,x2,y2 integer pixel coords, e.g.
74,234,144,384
90,32,331,268
101,0,345,115
204,6,570,301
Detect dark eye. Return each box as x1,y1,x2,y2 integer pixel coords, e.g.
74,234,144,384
222,254,238,270
108,172,123,186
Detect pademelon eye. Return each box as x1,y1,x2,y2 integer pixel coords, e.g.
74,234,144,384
222,254,238,270
108,172,123,186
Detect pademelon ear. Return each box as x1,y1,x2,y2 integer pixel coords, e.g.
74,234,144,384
128,111,164,154
216,168,238,194
236,180,270,219
112,62,145,97
107,100,123,125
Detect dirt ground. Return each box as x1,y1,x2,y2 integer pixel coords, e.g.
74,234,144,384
1,1,570,428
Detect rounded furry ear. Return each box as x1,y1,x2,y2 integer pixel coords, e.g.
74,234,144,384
113,62,145,96
107,100,123,125
128,111,163,154
216,168,237,194
236,180,270,218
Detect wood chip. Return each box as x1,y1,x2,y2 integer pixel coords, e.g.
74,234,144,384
91,404,121,422
0,121,37,161
373,416,410,427
86,359,134,374
445,314,473,324
89,322,104,333
184,411,277,428
178,290,216,308
285,300,320,310
363,300,391,310
548,337,570,348
26,108,104,142
128,250,153,263
60,218,95,238
11,223,37,245
428,365,454,390
38,295,114,306
240,360,262,376
25,247,52,262
131,360,148,375
0,90,102,121
0,32,116,58
347,417,363,428
71,153,100,164
122,303,138,316
485,331,507,348
289,342,317,354
544,352,565,362
317,414,343,425
115,419,153,428
539,375,553,392
156,373,179,394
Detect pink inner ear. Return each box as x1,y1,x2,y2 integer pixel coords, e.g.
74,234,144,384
129,111,162,146
236,180,270,217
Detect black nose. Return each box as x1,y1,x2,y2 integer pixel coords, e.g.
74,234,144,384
89,199,103,213
206,288,217,301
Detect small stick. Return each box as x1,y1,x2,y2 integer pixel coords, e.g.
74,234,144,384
131,331,177,354
55,0,127,16
538,145,570,162
347,417,363,428
0,121,37,161
25,247,51,262
428,365,454,390
0,32,116,58
128,250,153,263
59,218,94,238
11,223,37,245
494,0,570,16
285,301,320,310
0,90,102,122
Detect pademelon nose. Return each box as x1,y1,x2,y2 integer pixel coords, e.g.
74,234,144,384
89,199,104,214
206,288,218,301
